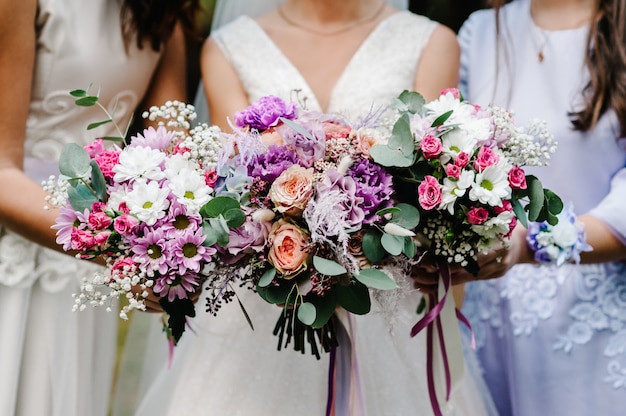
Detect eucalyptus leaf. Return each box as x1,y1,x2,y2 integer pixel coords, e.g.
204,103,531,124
87,119,113,130
297,302,317,326
280,117,315,140
355,268,397,290
90,160,107,201
258,268,276,288
59,143,91,178
75,96,99,107
101,136,126,143
201,221,219,246
200,196,240,218
223,208,245,228
67,184,98,212
362,230,386,263
381,233,404,255
512,199,528,228
309,292,337,328
390,203,420,229
313,256,347,276
527,176,545,221
369,144,414,168
397,90,426,115
545,189,563,215
257,281,293,305
388,116,415,157
335,281,371,315
403,237,417,259
69,89,87,98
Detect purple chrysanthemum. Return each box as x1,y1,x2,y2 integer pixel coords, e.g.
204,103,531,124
153,271,200,302
234,96,296,131
160,199,202,237
131,227,171,277
347,158,394,224
170,228,215,273
248,145,299,183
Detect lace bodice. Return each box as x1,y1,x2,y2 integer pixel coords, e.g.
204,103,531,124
213,12,436,119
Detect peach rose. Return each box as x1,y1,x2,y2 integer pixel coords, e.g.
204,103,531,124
267,219,311,278
260,127,285,147
268,164,314,217
354,128,385,158
322,122,352,140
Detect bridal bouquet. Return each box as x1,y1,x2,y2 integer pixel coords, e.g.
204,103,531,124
206,96,418,357
45,87,229,344
370,88,563,414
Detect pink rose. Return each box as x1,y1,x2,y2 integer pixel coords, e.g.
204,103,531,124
111,257,138,279
440,88,461,99
418,175,442,211
445,163,461,179
118,202,131,214
473,146,499,171
93,231,111,247
354,132,378,158
420,135,443,159
508,166,527,189
268,164,314,217
114,215,139,235
84,139,105,158
467,207,489,225
493,200,513,214
267,219,311,278
322,122,352,140
455,152,469,168
205,170,218,187
260,128,285,147
88,211,112,231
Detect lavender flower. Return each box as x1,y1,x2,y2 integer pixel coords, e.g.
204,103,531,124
131,227,170,277
248,145,299,183
170,228,215,273
347,158,394,224
153,271,200,302
234,96,296,131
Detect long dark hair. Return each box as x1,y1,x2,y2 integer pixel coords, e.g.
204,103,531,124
492,0,626,136
120,0,200,52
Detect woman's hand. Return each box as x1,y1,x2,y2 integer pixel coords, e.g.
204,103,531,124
411,224,534,292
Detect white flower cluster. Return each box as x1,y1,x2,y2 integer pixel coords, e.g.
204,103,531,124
42,175,70,210
142,100,197,131
72,263,154,319
491,106,557,167
182,123,223,171
419,217,478,268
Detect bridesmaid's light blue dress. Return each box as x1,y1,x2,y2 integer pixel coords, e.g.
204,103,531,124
460,1,626,415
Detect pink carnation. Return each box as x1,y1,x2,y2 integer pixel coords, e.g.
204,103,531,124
440,88,461,99
467,207,489,225
114,215,139,235
88,211,112,231
95,150,120,179
84,139,105,158
445,163,461,179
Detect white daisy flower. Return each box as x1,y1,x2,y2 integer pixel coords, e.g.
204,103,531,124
167,168,212,213
113,146,166,183
164,153,198,176
469,159,512,206
126,180,171,225
439,170,475,214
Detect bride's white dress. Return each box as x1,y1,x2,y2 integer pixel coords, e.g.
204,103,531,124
135,12,495,416
0,1,161,415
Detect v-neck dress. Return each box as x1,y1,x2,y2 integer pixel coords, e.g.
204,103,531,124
459,1,626,415
134,11,495,416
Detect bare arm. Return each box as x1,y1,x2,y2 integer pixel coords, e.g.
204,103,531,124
200,37,249,131
413,24,460,101
0,0,64,251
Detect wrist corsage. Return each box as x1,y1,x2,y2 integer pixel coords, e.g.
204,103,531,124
526,203,593,266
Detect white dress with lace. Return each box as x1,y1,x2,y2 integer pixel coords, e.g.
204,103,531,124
134,12,495,416
0,1,161,415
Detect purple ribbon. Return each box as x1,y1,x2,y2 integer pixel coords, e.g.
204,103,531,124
410,260,453,416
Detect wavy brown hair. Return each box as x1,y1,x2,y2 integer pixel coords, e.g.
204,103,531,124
492,0,626,136
120,0,201,52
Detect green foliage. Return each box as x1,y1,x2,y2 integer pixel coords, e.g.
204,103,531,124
59,143,91,179
89,160,107,202
313,256,347,276
362,229,386,263
335,281,371,315
369,116,415,167
389,203,420,229
355,268,397,290
391,90,426,115
297,302,316,326
381,233,404,255
67,184,98,212
258,267,276,288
